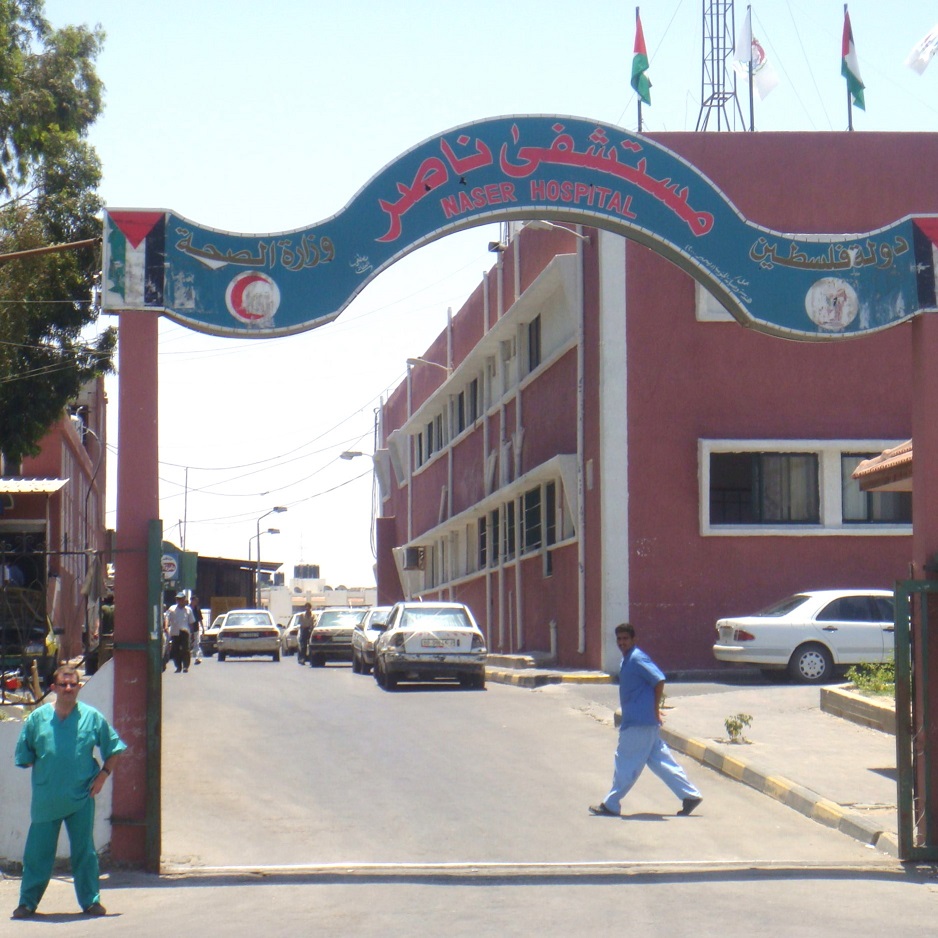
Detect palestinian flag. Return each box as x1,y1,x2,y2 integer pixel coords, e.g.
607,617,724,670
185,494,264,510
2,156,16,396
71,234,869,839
104,210,166,309
841,8,865,110
632,10,651,106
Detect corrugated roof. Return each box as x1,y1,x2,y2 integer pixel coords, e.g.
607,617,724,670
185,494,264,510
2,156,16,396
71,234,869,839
0,477,68,494
852,441,912,492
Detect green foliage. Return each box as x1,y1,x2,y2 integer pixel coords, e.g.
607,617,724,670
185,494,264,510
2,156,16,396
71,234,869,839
845,660,895,696
724,712,753,743
0,1,114,466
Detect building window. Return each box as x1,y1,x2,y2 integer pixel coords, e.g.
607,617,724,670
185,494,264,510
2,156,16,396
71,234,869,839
489,509,500,566
709,452,819,525
457,391,466,434
505,501,516,559
426,420,434,458
414,433,423,467
478,517,487,569
434,413,444,449
468,378,479,423
527,315,542,372
523,486,542,552
841,454,912,524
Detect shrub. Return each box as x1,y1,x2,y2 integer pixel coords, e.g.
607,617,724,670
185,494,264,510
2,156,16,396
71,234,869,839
845,660,895,696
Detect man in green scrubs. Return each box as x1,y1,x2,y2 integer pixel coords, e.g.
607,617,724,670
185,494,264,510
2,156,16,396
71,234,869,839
11,664,126,919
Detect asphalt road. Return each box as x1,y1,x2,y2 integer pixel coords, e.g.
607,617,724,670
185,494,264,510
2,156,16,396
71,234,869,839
162,655,887,870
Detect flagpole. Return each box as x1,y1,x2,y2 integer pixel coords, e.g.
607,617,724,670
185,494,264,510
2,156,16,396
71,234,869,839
845,4,854,131
747,5,755,132
636,7,643,132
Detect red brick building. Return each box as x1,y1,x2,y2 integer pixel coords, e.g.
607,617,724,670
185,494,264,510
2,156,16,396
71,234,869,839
375,133,934,674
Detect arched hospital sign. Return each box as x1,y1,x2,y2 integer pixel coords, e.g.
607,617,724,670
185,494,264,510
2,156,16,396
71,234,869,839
103,115,938,340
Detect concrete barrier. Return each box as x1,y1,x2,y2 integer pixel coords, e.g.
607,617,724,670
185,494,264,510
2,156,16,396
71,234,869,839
820,684,895,735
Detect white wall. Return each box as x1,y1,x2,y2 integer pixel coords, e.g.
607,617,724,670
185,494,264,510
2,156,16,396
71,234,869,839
0,660,116,864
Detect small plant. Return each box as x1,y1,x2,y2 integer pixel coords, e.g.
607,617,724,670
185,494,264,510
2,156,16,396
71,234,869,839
724,712,753,743
845,660,895,696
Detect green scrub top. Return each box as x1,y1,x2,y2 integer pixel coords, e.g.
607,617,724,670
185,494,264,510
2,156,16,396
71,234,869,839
15,701,127,823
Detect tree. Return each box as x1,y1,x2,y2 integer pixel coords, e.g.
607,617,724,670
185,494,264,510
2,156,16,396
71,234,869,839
0,0,115,470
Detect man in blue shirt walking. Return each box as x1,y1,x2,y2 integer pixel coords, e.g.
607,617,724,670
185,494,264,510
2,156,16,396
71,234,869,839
590,623,702,817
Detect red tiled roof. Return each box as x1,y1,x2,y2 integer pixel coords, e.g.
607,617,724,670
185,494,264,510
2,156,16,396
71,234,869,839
852,440,912,492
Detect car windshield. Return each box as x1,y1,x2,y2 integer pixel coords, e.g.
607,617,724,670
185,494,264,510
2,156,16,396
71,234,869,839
400,608,473,630
317,611,365,628
225,613,272,628
755,595,812,617
367,609,391,627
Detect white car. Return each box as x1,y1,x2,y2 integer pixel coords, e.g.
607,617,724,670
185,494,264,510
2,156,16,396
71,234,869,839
200,614,227,656
713,589,895,683
216,609,281,662
351,606,392,675
373,601,486,690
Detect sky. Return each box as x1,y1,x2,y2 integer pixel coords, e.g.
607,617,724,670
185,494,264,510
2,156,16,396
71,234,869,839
40,0,938,587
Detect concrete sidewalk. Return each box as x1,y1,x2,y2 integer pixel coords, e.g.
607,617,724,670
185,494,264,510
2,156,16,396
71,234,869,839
516,667,901,857
658,684,899,856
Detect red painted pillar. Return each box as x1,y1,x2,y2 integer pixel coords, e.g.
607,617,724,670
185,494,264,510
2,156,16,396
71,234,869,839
111,310,160,867
911,312,938,847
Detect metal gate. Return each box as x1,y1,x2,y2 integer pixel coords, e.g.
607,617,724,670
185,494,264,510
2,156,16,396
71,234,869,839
895,579,938,861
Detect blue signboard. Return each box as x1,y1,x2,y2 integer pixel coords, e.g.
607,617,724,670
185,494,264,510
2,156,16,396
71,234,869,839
102,115,938,341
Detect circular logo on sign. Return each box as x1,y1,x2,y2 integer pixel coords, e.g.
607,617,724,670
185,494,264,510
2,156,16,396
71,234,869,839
804,277,859,332
161,554,179,580
225,271,281,327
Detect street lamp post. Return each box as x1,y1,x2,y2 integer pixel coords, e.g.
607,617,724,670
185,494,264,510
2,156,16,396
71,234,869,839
255,507,287,606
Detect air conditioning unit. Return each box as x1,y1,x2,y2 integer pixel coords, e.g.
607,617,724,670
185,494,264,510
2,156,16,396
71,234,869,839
403,547,425,571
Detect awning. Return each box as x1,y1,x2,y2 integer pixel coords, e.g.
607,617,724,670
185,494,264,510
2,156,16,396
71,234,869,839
0,478,68,494
852,441,912,493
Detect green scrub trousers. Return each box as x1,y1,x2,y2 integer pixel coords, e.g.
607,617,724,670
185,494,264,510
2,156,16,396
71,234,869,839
20,797,99,911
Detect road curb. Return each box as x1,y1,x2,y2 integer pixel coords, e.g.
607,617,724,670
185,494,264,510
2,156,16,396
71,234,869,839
485,666,613,687
660,726,899,857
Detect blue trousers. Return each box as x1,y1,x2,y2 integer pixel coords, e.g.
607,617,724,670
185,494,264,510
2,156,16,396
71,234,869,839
19,797,99,912
603,724,701,813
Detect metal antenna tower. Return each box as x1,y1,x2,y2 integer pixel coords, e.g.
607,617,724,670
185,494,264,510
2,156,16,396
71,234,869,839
695,0,746,131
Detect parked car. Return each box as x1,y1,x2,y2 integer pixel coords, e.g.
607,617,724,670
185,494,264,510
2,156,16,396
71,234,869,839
712,589,895,684
200,614,227,656
281,613,303,656
216,609,281,662
373,601,487,690
305,607,366,666
351,606,392,674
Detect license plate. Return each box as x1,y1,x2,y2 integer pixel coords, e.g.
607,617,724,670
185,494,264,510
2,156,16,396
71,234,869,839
421,638,457,648
237,631,259,639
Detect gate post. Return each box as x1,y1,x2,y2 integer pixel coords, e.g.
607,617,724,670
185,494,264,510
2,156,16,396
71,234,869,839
908,313,938,852
111,310,160,869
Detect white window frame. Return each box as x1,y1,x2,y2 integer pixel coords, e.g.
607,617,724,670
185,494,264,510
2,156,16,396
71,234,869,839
699,439,912,537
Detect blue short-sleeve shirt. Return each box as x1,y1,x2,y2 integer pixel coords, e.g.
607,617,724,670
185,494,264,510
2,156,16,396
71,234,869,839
15,701,127,823
618,646,666,727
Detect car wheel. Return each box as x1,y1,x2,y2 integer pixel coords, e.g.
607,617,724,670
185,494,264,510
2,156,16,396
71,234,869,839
384,669,398,690
351,650,361,674
217,652,226,662
362,660,372,676
787,643,834,683
272,650,280,662
311,654,325,667
374,659,385,686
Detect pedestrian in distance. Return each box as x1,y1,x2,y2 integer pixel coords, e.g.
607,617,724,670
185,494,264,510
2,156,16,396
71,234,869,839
297,602,315,665
590,623,702,818
166,591,195,673
12,664,127,920
190,594,204,665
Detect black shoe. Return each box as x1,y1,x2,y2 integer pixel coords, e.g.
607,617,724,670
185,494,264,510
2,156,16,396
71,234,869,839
588,802,619,817
12,905,35,919
83,902,107,917
678,797,702,816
